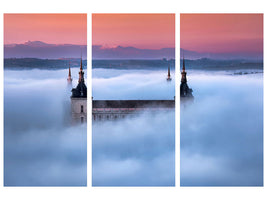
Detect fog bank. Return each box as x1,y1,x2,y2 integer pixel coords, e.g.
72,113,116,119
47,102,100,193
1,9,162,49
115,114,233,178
181,72,263,186
4,68,87,186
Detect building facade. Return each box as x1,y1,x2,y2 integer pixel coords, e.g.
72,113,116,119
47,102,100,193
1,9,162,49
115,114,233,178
92,100,174,122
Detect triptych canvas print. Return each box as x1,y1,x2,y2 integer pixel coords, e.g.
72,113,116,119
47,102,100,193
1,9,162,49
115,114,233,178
3,13,263,187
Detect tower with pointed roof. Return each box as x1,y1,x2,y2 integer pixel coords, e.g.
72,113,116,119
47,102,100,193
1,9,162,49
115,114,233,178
180,56,193,99
167,63,172,81
71,56,87,124
67,61,72,83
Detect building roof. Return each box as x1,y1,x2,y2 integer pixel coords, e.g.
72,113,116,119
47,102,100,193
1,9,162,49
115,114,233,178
180,56,193,98
93,100,175,108
72,82,87,98
71,57,87,98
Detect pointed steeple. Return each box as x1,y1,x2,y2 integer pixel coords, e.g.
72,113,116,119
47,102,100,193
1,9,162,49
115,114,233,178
79,55,84,83
69,63,71,77
182,55,185,72
80,56,83,71
167,63,172,81
67,61,72,83
181,55,187,83
180,52,193,99
71,51,87,98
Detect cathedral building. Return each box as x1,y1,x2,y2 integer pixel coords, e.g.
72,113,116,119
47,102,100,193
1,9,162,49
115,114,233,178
180,56,193,100
71,58,87,123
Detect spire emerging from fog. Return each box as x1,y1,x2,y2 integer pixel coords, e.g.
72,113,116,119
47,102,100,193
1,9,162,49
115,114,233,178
180,55,193,99
79,56,85,83
67,61,72,83
181,55,187,83
72,54,87,98
167,63,172,81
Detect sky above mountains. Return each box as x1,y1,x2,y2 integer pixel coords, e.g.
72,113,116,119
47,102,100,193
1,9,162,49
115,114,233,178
181,14,263,60
4,14,87,45
4,14,263,60
92,14,175,49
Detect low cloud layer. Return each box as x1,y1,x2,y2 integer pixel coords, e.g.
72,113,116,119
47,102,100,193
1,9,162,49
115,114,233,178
181,71,263,186
4,68,87,186
93,112,175,186
92,68,175,186
92,68,175,100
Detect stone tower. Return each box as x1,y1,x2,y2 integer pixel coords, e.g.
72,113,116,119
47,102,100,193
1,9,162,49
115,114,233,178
71,57,87,124
180,56,193,99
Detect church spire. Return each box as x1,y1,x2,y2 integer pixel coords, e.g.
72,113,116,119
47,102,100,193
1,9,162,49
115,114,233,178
71,52,87,98
167,63,172,81
69,63,71,77
182,55,186,72
80,56,83,71
181,55,187,83
67,61,72,83
78,55,84,83
180,53,193,99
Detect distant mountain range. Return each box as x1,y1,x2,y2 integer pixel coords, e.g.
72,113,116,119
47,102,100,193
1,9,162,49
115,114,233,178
181,48,263,61
4,41,87,59
92,45,175,59
4,57,262,71
4,41,262,61
4,58,87,70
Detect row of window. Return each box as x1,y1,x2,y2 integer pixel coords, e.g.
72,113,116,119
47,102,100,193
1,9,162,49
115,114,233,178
93,114,126,121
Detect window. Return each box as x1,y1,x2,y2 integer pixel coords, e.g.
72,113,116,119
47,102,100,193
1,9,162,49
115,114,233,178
81,117,84,123
81,105,84,113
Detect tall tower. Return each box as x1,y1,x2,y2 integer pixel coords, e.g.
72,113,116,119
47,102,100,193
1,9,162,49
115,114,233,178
167,63,172,81
71,56,87,124
180,56,193,99
67,61,72,83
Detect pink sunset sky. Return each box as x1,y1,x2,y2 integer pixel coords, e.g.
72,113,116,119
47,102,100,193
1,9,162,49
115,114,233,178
180,14,263,54
4,14,87,45
92,14,175,49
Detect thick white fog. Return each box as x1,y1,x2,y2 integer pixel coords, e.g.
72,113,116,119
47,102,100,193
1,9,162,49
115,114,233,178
181,71,263,186
92,68,175,186
4,68,87,186
92,68,175,100
93,112,175,186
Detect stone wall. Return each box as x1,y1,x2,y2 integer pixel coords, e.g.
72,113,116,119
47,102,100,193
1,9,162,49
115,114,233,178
71,97,87,124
